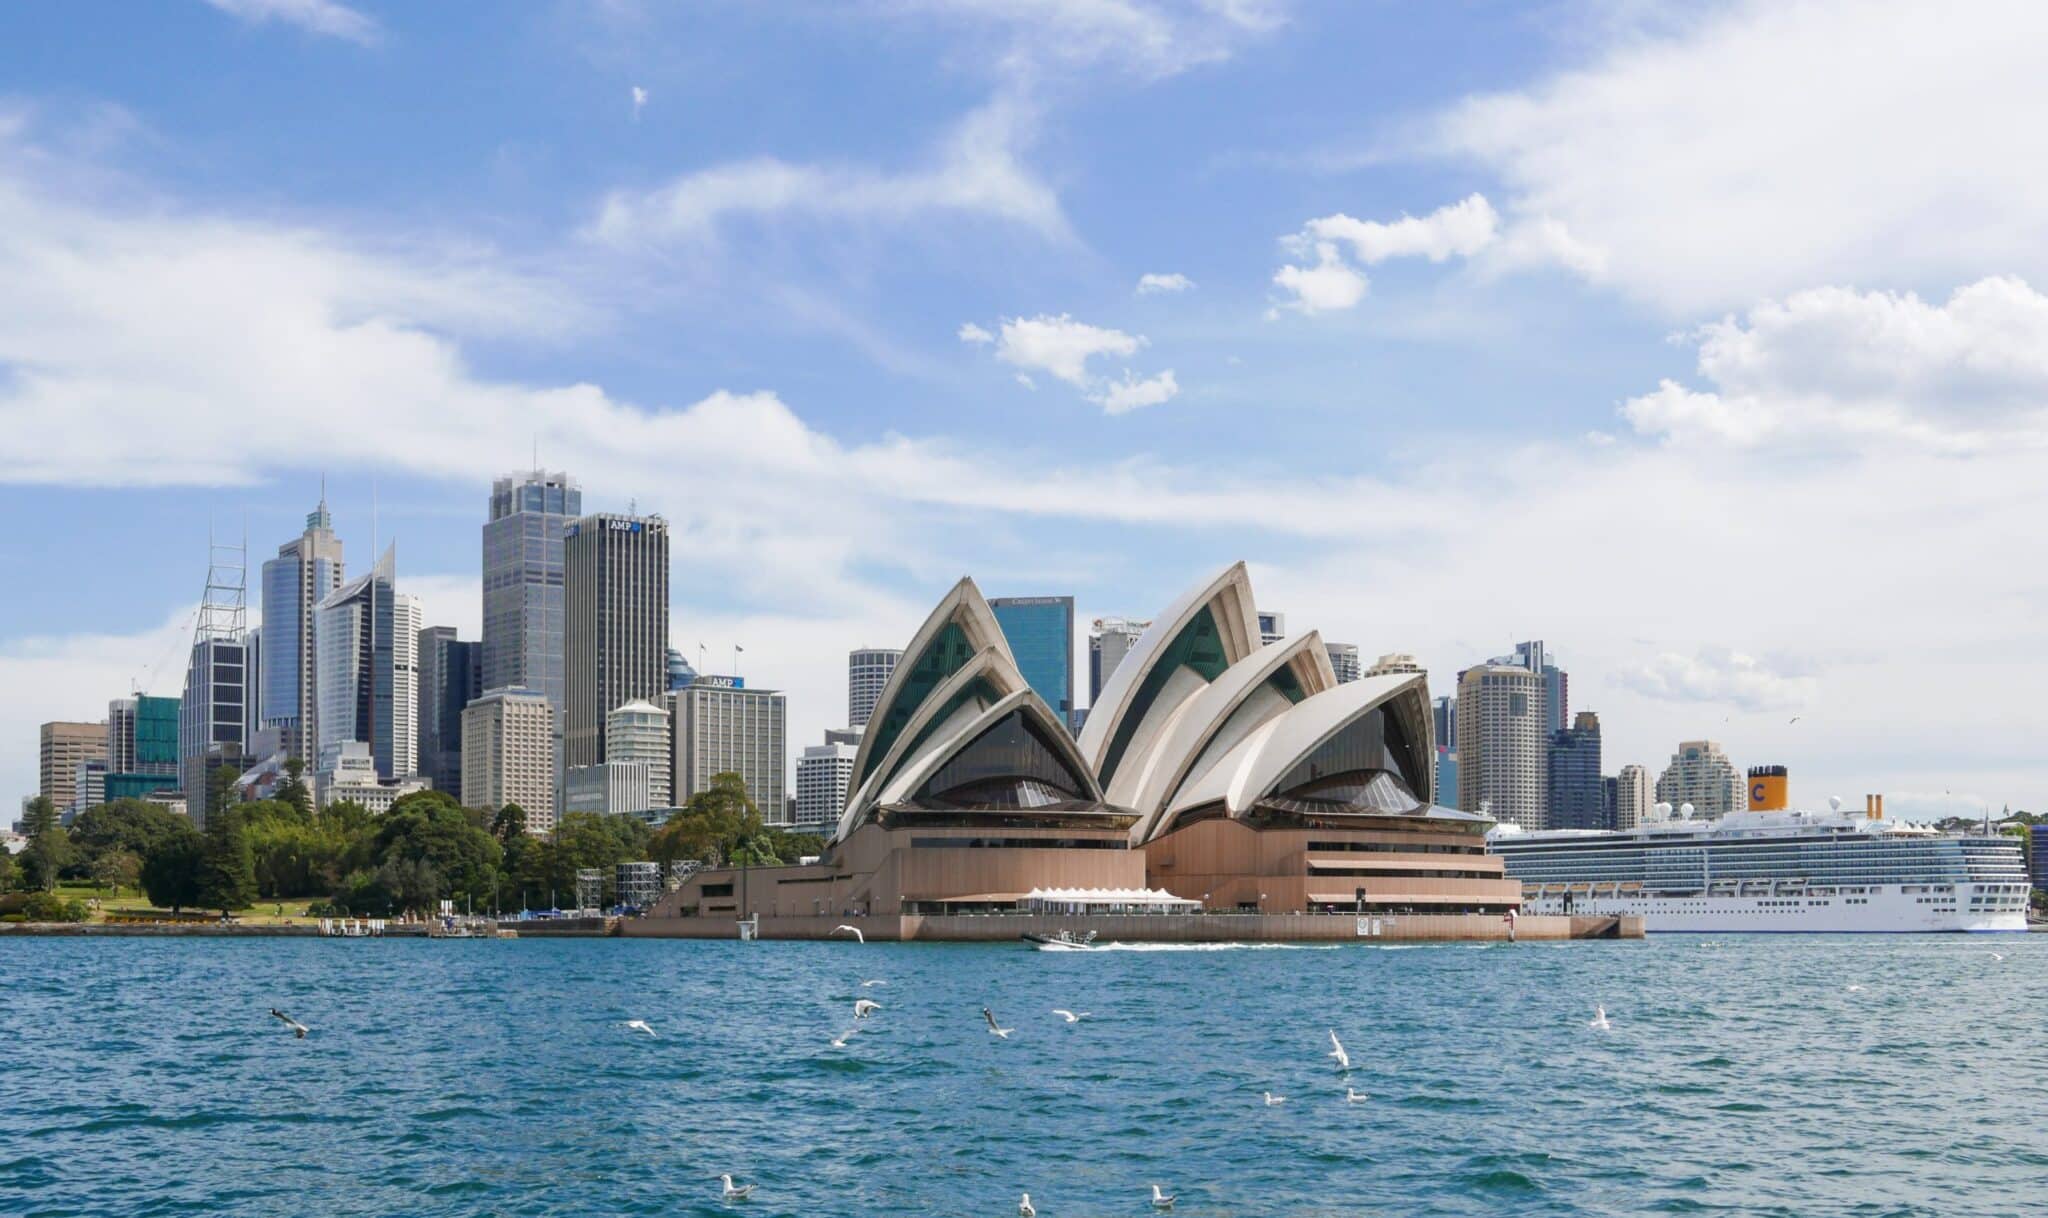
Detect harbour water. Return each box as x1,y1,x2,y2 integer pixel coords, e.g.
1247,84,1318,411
1,935,2042,1216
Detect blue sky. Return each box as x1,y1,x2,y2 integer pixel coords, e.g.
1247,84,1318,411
5,0,2047,816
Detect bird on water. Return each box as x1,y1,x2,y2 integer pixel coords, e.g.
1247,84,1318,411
269,1009,309,1039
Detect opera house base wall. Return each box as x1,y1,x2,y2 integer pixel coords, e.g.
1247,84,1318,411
621,912,1642,942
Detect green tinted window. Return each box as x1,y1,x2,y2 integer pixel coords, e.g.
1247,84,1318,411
1100,605,1229,787
859,621,975,783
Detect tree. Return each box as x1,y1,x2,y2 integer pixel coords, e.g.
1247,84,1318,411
70,800,190,870
196,807,258,914
19,796,71,892
141,827,204,913
93,850,143,898
207,762,244,819
277,757,313,821
0,847,16,893
491,803,528,842
651,772,763,868
370,790,502,909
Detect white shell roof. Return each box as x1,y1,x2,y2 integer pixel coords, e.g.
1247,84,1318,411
834,645,1026,841
847,576,1015,797
873,687,1105,809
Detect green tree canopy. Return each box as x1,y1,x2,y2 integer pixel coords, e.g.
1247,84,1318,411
368,790,501,908
197,807,258,914
21,795,58,838
70,800,192,867
20,796,72,893
277,757,313,820
92,850,143,896
651,772,763,868
491,803,528,842
141,825,204,913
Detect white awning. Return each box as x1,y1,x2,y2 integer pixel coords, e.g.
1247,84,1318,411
1021,887,1201,910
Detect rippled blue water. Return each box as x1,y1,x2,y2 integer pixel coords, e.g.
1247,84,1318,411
2,934,2043,1216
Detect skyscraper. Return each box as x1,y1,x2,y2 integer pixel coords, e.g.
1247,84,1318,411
1432,695,1456,751
1257,610,1286,645
1324,642,1362,683
1499,639,1568,734
39,721,107,812
989,596,1076,722
669,678,786,823
313,546,419,781
417,626,480,798
1546,711,1605,830
1655,741,1746,818
847,648,901,729
1455,663,1547,830
260,495,345,763
563,512,669,767
605,699,672,808
1087,617,1149,704
1614,763,1650,830
182,532,250,828
481,470,581,716
666,647,697,692
1367,652,1425,677
461,688,555,832
108,695,180,779
795,739,856,833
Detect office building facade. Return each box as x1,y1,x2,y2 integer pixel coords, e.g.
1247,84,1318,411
847,647,901,729
1546,711,1605,830
481,470,581,716
988,596,1076,723
1433,695,1456,751
1655,740,1747,818
563,513,669,768
1367,652,1425,678
795,740,857,834
669,678,786,823
1087,617,1149,704
564,760,654,817
1325,642,1362,683
39,720,108,812
417,626,481,799
1614,763,1650,831
260,496,345,762
1455,664,1548,830
605,699,672,809
108,695,180,778
1256,609,1286,645
179,635,250,828
313,547,419,781
461,688,556,832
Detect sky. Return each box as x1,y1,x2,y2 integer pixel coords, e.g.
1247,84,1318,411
4,0,2047,819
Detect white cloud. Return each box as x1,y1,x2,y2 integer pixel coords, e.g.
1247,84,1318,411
1271,241,1368,314
203,0,379,44
1617,647,1815,712
585,98,1066,245
1094,368,1178,414
991,313,1141,385
1135,271,1194,294
1432,0,2048,313
631,86,648,120
1624,277,2048,450
879,0,1288,80
957,321,994,344
1306,193,1498,265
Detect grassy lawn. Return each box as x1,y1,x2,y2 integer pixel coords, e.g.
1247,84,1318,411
53,883,323,925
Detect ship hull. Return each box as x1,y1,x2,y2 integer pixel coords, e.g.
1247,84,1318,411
1517,884,2028,933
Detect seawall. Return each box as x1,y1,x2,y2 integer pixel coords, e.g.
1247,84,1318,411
620,912,1643,942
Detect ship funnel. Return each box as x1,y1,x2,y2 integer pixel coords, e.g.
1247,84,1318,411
1747,765,1788,812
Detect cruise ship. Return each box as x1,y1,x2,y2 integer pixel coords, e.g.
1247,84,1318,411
1487,769,2029,933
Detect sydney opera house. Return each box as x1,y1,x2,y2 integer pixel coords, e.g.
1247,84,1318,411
635,563,1613,941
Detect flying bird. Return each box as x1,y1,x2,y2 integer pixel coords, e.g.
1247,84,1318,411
1789,716,1802,724
624,1019,657,1037
1052,1009,1089,1023
1846,984,1866,993
1589,1005,1611,1032
1018,1193,1036,1218
860,979,888,987
1989,952,2007,962
1345,1087,1370,1103
1327,1029,1351,1071
854,999,881,1019
983,1007,1013,1039
831,925,865,943
269,1008,309,1039
1151,1183,1176,1209
719,1173,753,1201
829,1029,857,1049
1263,1091,1286,1106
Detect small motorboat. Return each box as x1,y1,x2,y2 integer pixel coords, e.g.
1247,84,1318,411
1021,930,1104,951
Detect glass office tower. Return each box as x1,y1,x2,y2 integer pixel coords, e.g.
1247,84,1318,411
989,596,1076,725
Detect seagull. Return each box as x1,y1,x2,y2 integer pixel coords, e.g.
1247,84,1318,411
860,979,888,987
983,1007,1013,1039
268,1008,309,1039
624,1019,657,1037
1846,984,1866,992
1052,1009,1090,1023
1327,1029,1351,1071
1151,1183,1176,1209
1589,1005,1611,1032
1345,1087,1370,1103
831,925,864,943
719,1174,754,1201
829,1029,857,1049
854,999,881,1019
1263,1091,1286,1106
1789,716,1802,724
1989,952,2006,962
1018,1193,1035,1218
